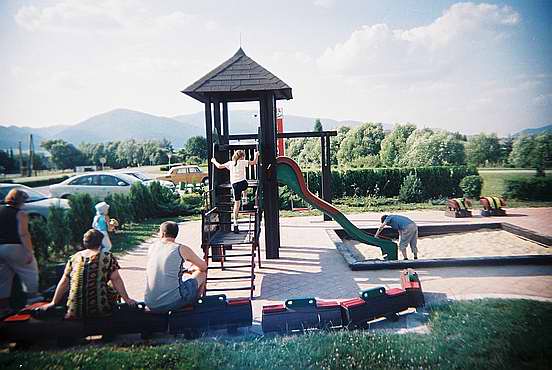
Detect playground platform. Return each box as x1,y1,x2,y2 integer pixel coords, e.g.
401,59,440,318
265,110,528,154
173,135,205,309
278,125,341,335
118,208,552,331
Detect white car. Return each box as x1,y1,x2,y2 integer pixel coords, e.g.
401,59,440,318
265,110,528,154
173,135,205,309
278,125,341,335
115,170,176,191
49,172,141,200
0,184,69,220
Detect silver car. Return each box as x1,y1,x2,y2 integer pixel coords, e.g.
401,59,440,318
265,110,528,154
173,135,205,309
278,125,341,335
0,184,70,220
49,172,141,200
116,170,176,191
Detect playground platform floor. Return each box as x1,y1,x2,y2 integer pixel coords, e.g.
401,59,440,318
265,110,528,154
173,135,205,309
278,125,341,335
118,208,552,332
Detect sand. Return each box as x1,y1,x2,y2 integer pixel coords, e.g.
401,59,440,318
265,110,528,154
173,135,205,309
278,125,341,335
350,230,552,260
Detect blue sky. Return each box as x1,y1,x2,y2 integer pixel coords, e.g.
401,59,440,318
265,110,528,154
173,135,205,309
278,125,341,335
0,0,550,135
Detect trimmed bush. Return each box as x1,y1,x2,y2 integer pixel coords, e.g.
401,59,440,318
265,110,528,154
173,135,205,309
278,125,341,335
105,193,133,226
302,165,477,200
504,176,552,201
180,193,204,214
47,206,70,255
399,173,424,202
460,175,483,198
128,182,155,221
67,193,96,247
29,217,49,267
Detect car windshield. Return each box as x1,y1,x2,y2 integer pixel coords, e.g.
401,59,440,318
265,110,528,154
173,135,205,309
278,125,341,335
126,172,151,181
0,186,48,203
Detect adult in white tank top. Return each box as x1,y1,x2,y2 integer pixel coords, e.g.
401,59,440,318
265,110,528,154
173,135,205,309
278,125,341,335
211,150,259,233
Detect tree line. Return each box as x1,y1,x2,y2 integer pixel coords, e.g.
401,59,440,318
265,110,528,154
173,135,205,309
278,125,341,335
0,136,209,173
286,121,551,175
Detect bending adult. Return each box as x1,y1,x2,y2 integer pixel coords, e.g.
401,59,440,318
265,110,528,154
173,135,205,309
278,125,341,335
0,189,39,313
42,229,136,318
145,221,207,313
375,214,418,260
211,150,259,233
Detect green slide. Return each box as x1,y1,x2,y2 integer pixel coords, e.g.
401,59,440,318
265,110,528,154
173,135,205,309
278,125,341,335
276,157,398,260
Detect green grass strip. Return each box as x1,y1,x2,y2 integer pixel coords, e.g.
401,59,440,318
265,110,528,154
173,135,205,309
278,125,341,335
1,299,551,369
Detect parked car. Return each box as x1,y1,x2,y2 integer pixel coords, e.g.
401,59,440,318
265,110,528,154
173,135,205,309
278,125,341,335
157,165,208,185
0,184,69,220
49,172,141,200
115,170,176,191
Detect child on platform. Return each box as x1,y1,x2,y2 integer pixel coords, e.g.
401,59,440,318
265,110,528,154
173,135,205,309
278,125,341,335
211,150,259,233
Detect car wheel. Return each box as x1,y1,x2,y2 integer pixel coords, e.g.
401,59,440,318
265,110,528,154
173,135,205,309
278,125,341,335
201,178,209,185
61,194,71,199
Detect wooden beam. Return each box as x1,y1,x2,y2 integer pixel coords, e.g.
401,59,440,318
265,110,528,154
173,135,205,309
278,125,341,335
204,100,213,206
259,92,280,259
228,130,337,141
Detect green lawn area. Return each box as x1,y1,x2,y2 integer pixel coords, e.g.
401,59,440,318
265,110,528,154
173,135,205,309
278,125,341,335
1,299,550,369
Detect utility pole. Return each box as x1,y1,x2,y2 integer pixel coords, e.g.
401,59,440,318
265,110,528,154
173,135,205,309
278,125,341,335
28,134,34,177
18,141,23,176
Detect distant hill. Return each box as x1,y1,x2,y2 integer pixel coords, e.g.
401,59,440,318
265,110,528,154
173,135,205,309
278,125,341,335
172,110,366,134
515,124,552,136
0,108,399,150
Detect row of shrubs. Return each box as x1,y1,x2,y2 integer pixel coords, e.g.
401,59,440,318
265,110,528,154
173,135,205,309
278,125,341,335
29,182,203,267
0,175,70,187
299,165,478,199
504,177,552,201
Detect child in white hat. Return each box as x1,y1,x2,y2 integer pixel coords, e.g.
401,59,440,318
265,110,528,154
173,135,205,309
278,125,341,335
92,201,113,251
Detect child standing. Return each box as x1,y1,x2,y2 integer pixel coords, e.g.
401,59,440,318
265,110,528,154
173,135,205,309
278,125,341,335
92,201,113,251
211,150,259,233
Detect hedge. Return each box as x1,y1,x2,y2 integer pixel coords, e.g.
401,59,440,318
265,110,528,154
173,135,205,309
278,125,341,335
300,165,478,199
504,176,552,201
0,175,70,187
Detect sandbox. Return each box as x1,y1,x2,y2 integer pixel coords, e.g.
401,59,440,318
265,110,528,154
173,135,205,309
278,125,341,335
327,223,552,270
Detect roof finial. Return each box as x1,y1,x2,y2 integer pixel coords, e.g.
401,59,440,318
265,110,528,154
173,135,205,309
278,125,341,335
239,32,242,48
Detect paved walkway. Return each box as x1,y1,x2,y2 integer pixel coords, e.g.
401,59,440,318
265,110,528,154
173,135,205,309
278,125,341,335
118,208,552,330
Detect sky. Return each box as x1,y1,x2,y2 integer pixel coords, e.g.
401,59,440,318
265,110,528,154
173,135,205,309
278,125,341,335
0,0,551,135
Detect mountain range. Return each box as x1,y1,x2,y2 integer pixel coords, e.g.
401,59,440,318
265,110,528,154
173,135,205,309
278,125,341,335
0,109,363,150
1,108,549,151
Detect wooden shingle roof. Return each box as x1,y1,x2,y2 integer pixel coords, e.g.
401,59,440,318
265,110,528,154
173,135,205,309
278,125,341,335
182,48,293,103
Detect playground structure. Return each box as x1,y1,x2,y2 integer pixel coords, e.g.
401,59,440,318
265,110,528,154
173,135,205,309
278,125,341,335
262,269,424,333
1,270,423,346
181,48,399,298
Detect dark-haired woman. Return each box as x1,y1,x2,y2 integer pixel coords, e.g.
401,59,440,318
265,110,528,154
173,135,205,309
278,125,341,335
0,189,39,314
41,229,136,319
211,150,259,233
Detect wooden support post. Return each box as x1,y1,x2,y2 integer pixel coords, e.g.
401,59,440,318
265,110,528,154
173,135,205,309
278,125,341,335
321,136,331,221
260,93,280,259
218,101,231,230
204,100,213,207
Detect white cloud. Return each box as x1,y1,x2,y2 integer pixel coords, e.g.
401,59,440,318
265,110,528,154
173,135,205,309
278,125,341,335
313,0,335,9
14,0,217,34
317,2,520,75
14,0,130,32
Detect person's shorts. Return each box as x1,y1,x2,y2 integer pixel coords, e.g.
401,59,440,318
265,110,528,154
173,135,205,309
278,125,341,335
231,180,248,201
148,278,198,313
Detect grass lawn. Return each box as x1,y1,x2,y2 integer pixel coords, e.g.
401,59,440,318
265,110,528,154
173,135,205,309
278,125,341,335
1,299,550,369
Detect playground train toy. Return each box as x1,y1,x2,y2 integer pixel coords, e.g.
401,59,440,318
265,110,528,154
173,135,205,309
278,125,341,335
0,270,424,346
262,269,424,333
0,295,252,346
445,198,473,218
479,196,507,217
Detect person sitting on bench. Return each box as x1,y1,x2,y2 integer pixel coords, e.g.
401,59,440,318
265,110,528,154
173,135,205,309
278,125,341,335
145,221,207,313
41,229,136,318
375,214,418,260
